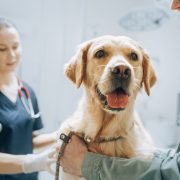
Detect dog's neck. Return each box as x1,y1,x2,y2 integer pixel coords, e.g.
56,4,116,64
79,89,135,141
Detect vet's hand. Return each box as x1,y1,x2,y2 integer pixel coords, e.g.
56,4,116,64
59,135,88,176
23,145,56,175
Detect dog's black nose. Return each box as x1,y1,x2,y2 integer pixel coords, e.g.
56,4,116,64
111,65,131,79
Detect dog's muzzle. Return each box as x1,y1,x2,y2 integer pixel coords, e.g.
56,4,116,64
96,65,131,112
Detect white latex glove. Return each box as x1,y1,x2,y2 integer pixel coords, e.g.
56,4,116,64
22,145,57,175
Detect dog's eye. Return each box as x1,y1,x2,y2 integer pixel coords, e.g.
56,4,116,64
129,52,138,61
95,50,106,58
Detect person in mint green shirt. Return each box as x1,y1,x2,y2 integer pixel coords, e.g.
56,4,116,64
60,135,180,180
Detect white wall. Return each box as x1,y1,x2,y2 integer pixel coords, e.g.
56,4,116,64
0,0,180,179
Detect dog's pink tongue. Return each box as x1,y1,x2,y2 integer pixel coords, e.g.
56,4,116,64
106,92,128,109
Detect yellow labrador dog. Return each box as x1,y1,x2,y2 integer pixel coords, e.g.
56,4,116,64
60,35,156,179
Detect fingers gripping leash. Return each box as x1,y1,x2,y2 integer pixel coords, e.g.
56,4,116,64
55,132,74,180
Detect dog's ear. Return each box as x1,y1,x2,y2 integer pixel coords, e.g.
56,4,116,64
142,51,157,96
64,41,92,88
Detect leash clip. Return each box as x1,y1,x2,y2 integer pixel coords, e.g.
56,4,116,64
59,133,71,143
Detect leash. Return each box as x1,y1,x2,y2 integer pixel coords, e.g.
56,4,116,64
84,135,124,144
54,131,127,180
55,131,74,180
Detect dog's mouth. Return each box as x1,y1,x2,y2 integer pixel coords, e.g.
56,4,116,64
95,86,129,111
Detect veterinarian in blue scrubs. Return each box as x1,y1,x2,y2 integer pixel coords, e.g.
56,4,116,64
0,18,57,179
59,0,180,179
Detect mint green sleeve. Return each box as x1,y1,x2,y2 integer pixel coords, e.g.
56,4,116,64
81,147,180,180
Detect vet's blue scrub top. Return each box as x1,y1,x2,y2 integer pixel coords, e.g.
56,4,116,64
0,82,43,180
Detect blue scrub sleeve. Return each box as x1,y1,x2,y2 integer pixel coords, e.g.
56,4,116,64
82,148,180,180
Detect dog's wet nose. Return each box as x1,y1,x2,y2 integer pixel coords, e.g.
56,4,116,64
111,65,131,79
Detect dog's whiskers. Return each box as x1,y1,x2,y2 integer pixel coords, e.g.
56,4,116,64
134,78,141,84
100,78,109,85
135,83,141,89
133,78,141,90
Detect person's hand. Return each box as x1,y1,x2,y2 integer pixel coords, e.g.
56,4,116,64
22,145,56,175
171,0,180,11
59,135,88,176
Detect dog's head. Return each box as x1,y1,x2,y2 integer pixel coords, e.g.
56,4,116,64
65,35,156,113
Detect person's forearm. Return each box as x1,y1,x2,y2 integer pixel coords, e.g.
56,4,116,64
0,153,25,174
82,151,180,180
82,152,157,180
33,131,57,148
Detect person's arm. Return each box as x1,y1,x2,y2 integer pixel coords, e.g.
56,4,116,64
82,153,159,180
0,145,56,175
33,130,57,148
60,135,180,180
0,153,25,174
82,151,180,180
